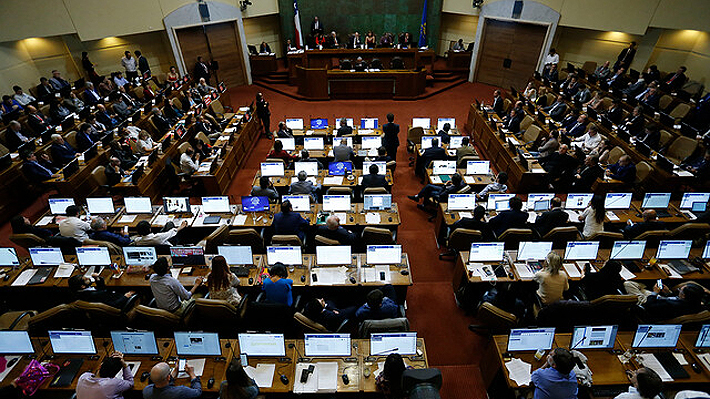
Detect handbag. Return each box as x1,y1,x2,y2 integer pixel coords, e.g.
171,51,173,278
15,359,60,396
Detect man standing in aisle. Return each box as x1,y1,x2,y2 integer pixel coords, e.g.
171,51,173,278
382,113,400,160
135,50,150,78
194,56,210,84
121,51,138,81
256,92,272,138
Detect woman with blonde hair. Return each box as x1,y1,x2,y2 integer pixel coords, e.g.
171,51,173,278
533,252,569,305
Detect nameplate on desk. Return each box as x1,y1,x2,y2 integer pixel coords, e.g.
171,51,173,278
323,176,343,185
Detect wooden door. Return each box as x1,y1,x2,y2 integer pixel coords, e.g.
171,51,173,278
475,19,547,91
176,26,209,80
204,22,247,87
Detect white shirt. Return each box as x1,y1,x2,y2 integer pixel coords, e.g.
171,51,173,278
13,92,36,106
180,152,199,174
131,228,178,246
574,132,603,153
544,53,559,66
59,216,91,242
121,56,137,72
139,137,155,153
614,386,662,399
581,207,603,238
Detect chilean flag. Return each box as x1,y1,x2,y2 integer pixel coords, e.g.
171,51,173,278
293,0,304,49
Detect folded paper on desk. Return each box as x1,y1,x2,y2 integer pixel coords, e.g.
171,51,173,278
458,212,473,219
0,355,21,382
531,167,546,174
323,176,343,185
233,215,248,226
563,263,581,278
170,268,181,279
36,216,54,226
118,215,137,223
244,364,275,388
11,269,37,286
153,215,170,225
365,213,380,224
697,353,710,371
293,362,339,393
637,354,673,382
606,211,620,221
505,358,532,386
619,266,636,280
54,263,75,278
177,358,205,378
464,176,476,184
514,263,535,280
116,361,141,378
312,267,348,285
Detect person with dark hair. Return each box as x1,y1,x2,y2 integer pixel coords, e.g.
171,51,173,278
663,66,687,92
456,136,475,163
132,220,187,246
450,205,493,240
273,200,310,241
355,287,398,321
10,215,52,240
316,215,355,245
21,150,56,182
194,56,210,84
624,281,705,321
615,367,663,399
415,137,447,176
206,255,242,306
261,262,293,306
69,273,135,309
361,164,388,189
76,352,133,399
579,194,605,238
12,85,35,107
534,197,568,237
614,42,636,72
382,113,400,159
437,122,452,144
219,359,259,399
267,139,298,162
581,260,625,300
571,154,603,192
604,98,624,125
333,137,354,162
58,205,91,242
476,172,508,200
302,298,353,332
276,121,294,138
255,92,271,137
336,118,353,136
606,155,636,186
488,196,528,237
150,257,203,314
251,175,279,201
408,172,466,204
531,347,577,399
623,210,665,239
375,353,411,398
135,50,150,77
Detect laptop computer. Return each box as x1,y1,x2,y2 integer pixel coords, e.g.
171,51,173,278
76,246,112,276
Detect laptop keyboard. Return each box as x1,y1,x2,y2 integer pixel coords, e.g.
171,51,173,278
230,267,251,277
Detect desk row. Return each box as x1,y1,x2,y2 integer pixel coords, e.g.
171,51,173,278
254,165,395,189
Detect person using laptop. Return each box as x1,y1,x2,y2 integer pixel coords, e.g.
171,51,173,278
376,353,411,399
572,124,602,154
624,280,704,321
530,348,577,399
316,215,355,245
290,171,320,200
251,176,280,202
614,367,663,399
450,205,493,240
372,146,393,163
299,150,324,169
90,217,131,246
150,257,203,315
475,172,508,200
361,164,388,189
456,136,475,163
69,273,135,309
581,260,625,300
333,138,354,162
59,205,91,242
578,194,605,239
533,197,569,237
266,140,298,162
261,263,293,306
205,255,242,306
408,173,466,205
76,351,134,399
533,252,569,306
219,359,259,399
415,137,447,177
143,361,201,399
273,200,310,242
355,287,398,321
488,196,528,237
622,210,665,239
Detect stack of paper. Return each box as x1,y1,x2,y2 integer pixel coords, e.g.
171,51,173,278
606,211,620,221
697,353,710,371
170,268,181,279
526,212,537,224
365,213,380,224
153,215,170,225
619,266,636,280
458,212,473,219
505,358,532,386
514,263,535,280
243,364,275,388
323,176,343,185
232,215,248,226
660,265,682,279
119,215,137,223
467,263,496,281
11,269,37,286
563,263,581,278
54,264,75,278
463,176,477,184
429,175,442,184
312,267,348,286
198,163,212,173
564,210,581,221
637,354,673,382
177,358,206,378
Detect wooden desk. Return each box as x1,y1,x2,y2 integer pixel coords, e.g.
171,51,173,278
254,169,394,190
326,69,426,100
46,149,110,198
249,54,277,76
446,51,472,70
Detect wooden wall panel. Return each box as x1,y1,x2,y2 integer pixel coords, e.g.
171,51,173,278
176,26,210,79
205,22,248,87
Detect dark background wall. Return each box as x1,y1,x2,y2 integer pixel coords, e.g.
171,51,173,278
278,0,442,49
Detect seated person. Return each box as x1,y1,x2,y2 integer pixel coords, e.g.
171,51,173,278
604,99,624,125
206,255,242,306
302,298,354,331
408,173,466,204
68,273,135,309
5,121,31,152
76,352,134,399
534,197,569,237
615,368,663,399
581,260,625,300
637,125,661,151
333,138,354,162
623,209,665,239
355,287,399,321
539,145,578,180
12,85,35,107
352,56,367,72
606,155,636,185
336,118,353,136
535,130,560,158
59,205,91,242
621,106,645,137
132,220,187,246
681,148,710,180
290,170,320,199
267,139,299,162
299,149,324,169
456,137,475,163
361,164,388,189
10,215,52,240
531,348,577,399
276,122,294,138
149,257,203,314
138,130,158,154
561,114,589,138
143,362,201,399
21,151,56,183
96,104,118,128
251,175,280,201
376,353,411,398
261,262,293,306
105,156,129,186
543,95,567,121
180,147,200,175
316,215,355,245
26,105,51,134
273,200,310,242
437,123,452,144
90,217,131,246
572,124,602,154
450,205,493,240
624,281,705,321
571,154,604,192
488,196,528,237
415,137,447,177
476,172,508,200
533,252,569,306
502,109,522,134
76,122,97,152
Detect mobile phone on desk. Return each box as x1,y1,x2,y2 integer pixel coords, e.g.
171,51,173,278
240,353,248,365
656,279,663,289
178,359,186,372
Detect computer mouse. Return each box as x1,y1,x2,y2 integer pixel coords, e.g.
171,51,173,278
163,342,170,348
208,377,215,388
477,177,482,181
3,274,9,281
300,275,306,282
140,371,150,382
400,270,409,276
225,342,231,348
363,367,371,378
341,374,349,385
248,277,254,285
349,276,357,284
280,374,289,385
388,216,393,222
226,219,231,224
691,363,702,373
269,214,273,219
349,216,354,222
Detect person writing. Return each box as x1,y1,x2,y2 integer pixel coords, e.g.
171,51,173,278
531,348,577,399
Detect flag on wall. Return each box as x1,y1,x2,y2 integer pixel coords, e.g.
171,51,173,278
418,0,428,48
294,0,304,48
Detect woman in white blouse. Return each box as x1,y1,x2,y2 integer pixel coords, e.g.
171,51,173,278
138,130,158,154
206,255,242,306
579,194,605,238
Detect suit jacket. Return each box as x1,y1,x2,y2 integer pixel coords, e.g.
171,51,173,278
492,97,504,116
333,145,354,162
545,102,567,121
5,128,30,151
503,114,522,134
604,106,623,125
137,56,150,74
336,125,353,136
489,210,529,237
382,122,400,148
152,114,171,134
438,130,451,144
104,164,124,186
27,112,51,134
316,225,355,245
608,162,636,184
276,127,294,138
76,130,95,152
74,277,129,309
540,152,578,178
22,160,53,182
639,129,661,150
623,220,666,239
310,20,323,34
194,62,210,80
36,84,55,101
572,164,603,192
534,208,569,237
361,173,388,189
623,115,645,136
83,89,102,105
290,180,318,196
260,43,272,53
643,294,700,322
417,146,447,176
51,142,76,165
273,212,310,241
349,36,362,49
567,121,588,138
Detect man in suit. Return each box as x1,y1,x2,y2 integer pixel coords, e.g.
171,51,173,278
382,113,399,160
276,122,294,138
542,63,559,82
76,123,96,152
310,16,323,35
437,123,453,144
450,205,493,241
543,95,568,122
408,173,466,204
194,56,210,83
349,32,362,48
593,61,611,81
256,92,271,137
637,125,661,150
534,197,568,237
488,196,528,237
456,136,475,163
49,70,71,92
630,282,704,322
604,99,624,125
251,176,279,201
336,118,353,136
607,67,628,91
50,134,79,166
83,82,102,105
352,56,367,71
492,90,504,117
573,84,591,104
570,154,603,192
96,104,118,128
563,114,589,138
105,156,128,186
316,215,355,245
636,86,661,109
614,41,636,72
621,106,645,137
361,164,388,189
622,78,647,98
663,66,687,92
25,105,51,135
68,273,135,309
326,31,340,49
415,137,447,177
135,50,150,77
21,151,56,182
562,75,581,98
5,120,32,151
273,200,310,242
682,149,710,181
333,138,354,162
290,170,320,200
502,109,523,134
540,145,578,181
606,155,636,185
623,210,665,239
35,77,56,103
151,108,171,135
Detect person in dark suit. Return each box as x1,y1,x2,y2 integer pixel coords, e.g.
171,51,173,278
276,122,294,138
570,154,604,192
637,125,661,150
5,120,32,151
606,155,636,185
349,32,362,49
623,210,665,239
408,173,466,204
543,95,568,122
662,66,687,92
310,16,323,35
326,31,341,49
563,114,588,138
437,123,452,144
302,298,354,332
35,77,56,102
25,105,51,134
151,108,171,134
352,56,367,71
603,99,624,125
194,56,210,83
642,65,661,84
581,260,625,300
259,41,272,53
540,145,578,180
488,196,528,237
381,113,400,159
533,197,568,237
21,151,56,182
50,134,79,166
273,200,310,242
316,215,355,245
492,90,504,117
256,92,271,137
135,50,150,77
336,118,353,136
361,164,388,189
502,109,523,134
104,156,128,186
636,86,661,109
415,137,447,177
75,123,96,152
613,42,636,72
95,104,118,128
638,282,704,322
621,106,645,137
83,82,102,105
68,274,135,309
450,205,493,240
682,149,710,181
90,216,131,246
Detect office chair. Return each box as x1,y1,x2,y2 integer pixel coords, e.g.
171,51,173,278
128,304,188,337
28,303,85,336
9,233,46,250
361,227,396,245
209,99,234,120
74,300,126,335
669,223,710,242
497,228,534,250
185,297,248,334
439,228,483,260
585,231,623,248
358,317,410,338
294,311,349,333
633,229,671,248
271,234,304,247
542,226,580,249
197,225,230,254
0,310,37,330
314,235,340,246
467,302,518,339
226,229,266,253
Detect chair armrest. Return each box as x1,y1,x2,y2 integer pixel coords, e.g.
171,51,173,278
122,295,140,314
335,318,350,333
293,295,303,310
398,305,406,318
8,311,37,330
255,292,265,303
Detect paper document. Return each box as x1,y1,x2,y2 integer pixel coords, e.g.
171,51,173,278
514,263,535,280
676,170,693,177
527,212,537,224
697,353,710,371
177,358,205,378
54,264,75,278
198,163,212,173
11,269,37,286
637,354,673,382
673,353,688,365
36,216,54,226
0,356,21,383
564,210,580,221
360,129,374,134
170,268,181,279
505,358,532,386
333,213,347,222
293,363,318,393
660,265,682,279
531,167,546,174
464,176,476,184
316,362,338,393
563,263,581,278
365,213,380,224
116,361,141,378
429,175,442,184
606,211,620,221
323,176,343,185
306,130,314,135
468,263,496,281
362,266,391,283
312,267,348,286
243,364,275,388
153,215,170,225
619,266,636,280
119,215,137,223
233,215,248,226
458,212,473,219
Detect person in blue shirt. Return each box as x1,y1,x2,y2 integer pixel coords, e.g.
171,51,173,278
90,217,131,246
262,263,293,306
272,200,310,242
355,287,399,321
530,347,577,399
21,151,56,182
606,155,636,185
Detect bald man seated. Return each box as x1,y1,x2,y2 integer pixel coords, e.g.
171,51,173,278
315,215,355,245
623,209,666,239
143,361,201,399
